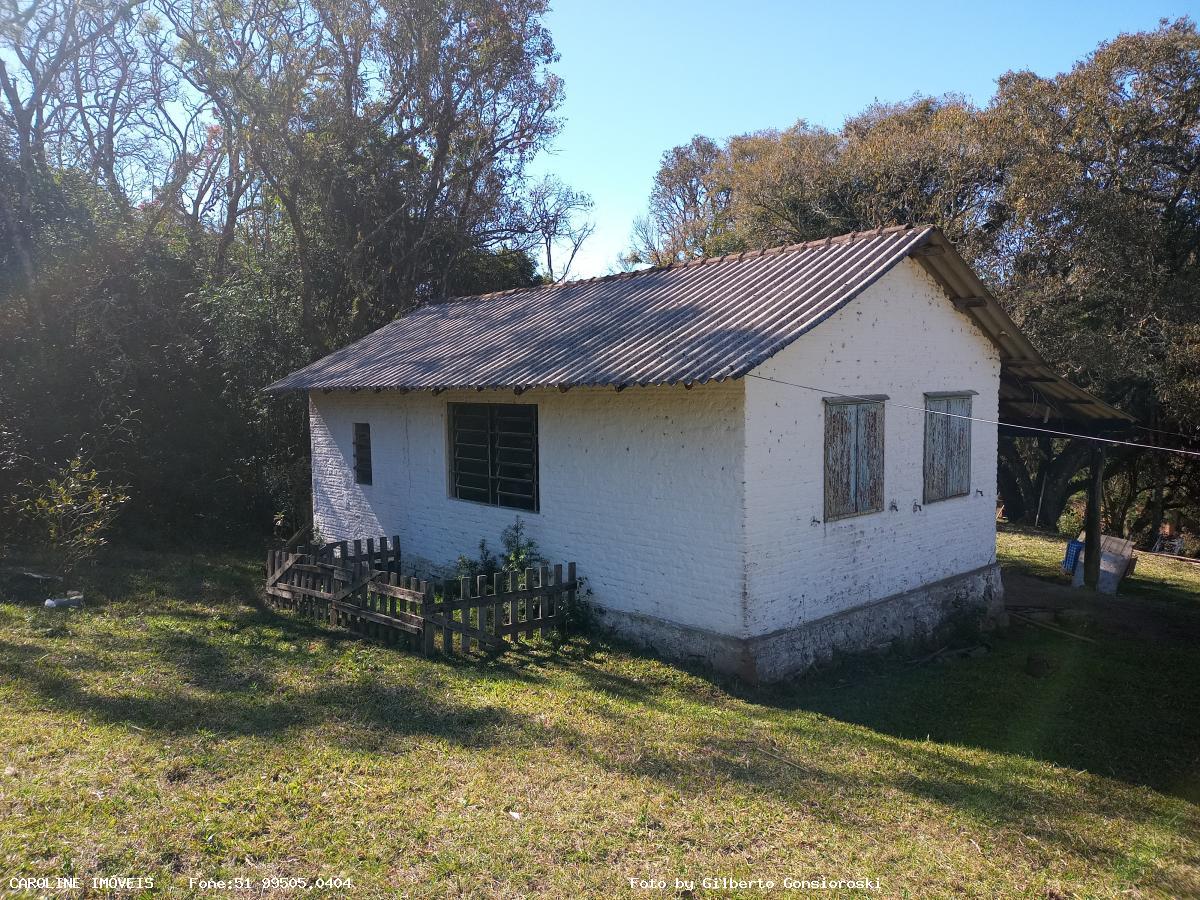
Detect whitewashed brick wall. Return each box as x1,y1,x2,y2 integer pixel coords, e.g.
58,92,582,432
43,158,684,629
309,381,747,636
309,257,1001,645
742,259,1001,636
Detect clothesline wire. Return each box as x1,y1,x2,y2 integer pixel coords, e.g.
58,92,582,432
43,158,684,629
743,373,1200,460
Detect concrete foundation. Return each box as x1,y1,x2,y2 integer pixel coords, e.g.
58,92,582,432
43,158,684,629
591,563,1006,683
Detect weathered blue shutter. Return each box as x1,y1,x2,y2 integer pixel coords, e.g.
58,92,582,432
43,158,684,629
923,399,948,502
824,403,855,519
825,399,884,519
855,401,884,514
924,395,971,502
946,396,972,497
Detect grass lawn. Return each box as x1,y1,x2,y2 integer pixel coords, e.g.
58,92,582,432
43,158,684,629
0,536,1198,898
998,523,1200,608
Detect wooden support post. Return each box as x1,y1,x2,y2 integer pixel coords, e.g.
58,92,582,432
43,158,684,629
1084,445,1105,589
565,562,576,639
421,581,435,655
492,572,503,641
551,564,563,625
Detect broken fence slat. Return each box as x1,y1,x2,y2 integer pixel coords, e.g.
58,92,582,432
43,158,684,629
263,544,573,653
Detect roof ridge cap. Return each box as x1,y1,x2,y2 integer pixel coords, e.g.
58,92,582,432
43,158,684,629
434,223,936,306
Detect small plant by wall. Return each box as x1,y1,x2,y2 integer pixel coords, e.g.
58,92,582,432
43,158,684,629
455,518,546,587
453,518,593,635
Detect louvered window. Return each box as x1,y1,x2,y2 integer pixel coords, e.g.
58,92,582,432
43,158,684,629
823,397,885,520
449,403,539,511
923,393,972,503
353,423,373,485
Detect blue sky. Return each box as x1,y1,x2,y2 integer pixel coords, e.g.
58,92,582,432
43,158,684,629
532,0,1200,277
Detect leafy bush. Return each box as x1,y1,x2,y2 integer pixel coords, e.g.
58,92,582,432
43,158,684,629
455,518,545,587
455,539,499,582
1058,504,1084,538
1180,532,1200,559
560,575,595,636
12,458,129,577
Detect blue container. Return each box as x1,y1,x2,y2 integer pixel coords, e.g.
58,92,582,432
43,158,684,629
1063,539,1084,574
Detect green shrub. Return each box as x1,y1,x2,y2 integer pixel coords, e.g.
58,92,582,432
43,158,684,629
12,457,129,577
1058,505,1084,538
1180,532,1200,559
455,539,500,582
455,518,544,587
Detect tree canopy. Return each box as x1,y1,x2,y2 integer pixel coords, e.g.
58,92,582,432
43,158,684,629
628,19,1200,542
0,0,592,544
3,6,1197,551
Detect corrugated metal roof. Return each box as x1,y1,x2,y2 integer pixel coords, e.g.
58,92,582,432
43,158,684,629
265,223,1131,429
266,224,935,392
911,230,1133,429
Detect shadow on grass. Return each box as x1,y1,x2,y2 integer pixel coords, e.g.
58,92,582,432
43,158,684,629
778,623,1200,805
21,553,1199,807
556,618,1200,807
511,649,1200,884
4,545,1198,888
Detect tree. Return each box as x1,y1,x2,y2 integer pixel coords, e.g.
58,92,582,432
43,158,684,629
629,21,1200,542
990,17,1200,535
525,175,594,282
165,0,565,348
0,0,579,542
627,135,735,266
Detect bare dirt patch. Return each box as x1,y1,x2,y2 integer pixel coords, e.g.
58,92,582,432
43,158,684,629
1003,570,1200,644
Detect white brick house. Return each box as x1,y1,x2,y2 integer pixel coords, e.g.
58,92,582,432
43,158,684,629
268,225,1122,681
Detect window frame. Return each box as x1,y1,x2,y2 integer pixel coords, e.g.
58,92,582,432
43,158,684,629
922,391,974,504
447,402,540,513
822,395,887,522
352,422,373,486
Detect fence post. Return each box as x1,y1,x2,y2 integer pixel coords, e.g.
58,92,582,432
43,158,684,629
421,580,435,656
538,565,550,627
565,562,576,639
475,574,488,652
491,572,503,642
521,568,535,641
552,564,563,629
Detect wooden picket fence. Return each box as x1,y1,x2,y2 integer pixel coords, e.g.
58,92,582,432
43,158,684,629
264,536,575,655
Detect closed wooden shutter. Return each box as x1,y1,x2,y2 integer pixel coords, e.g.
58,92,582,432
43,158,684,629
824,399,884,520
856,401,884,513
353,423,372,485
924,394,971,502
449,403,539,511
824,402,856,519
